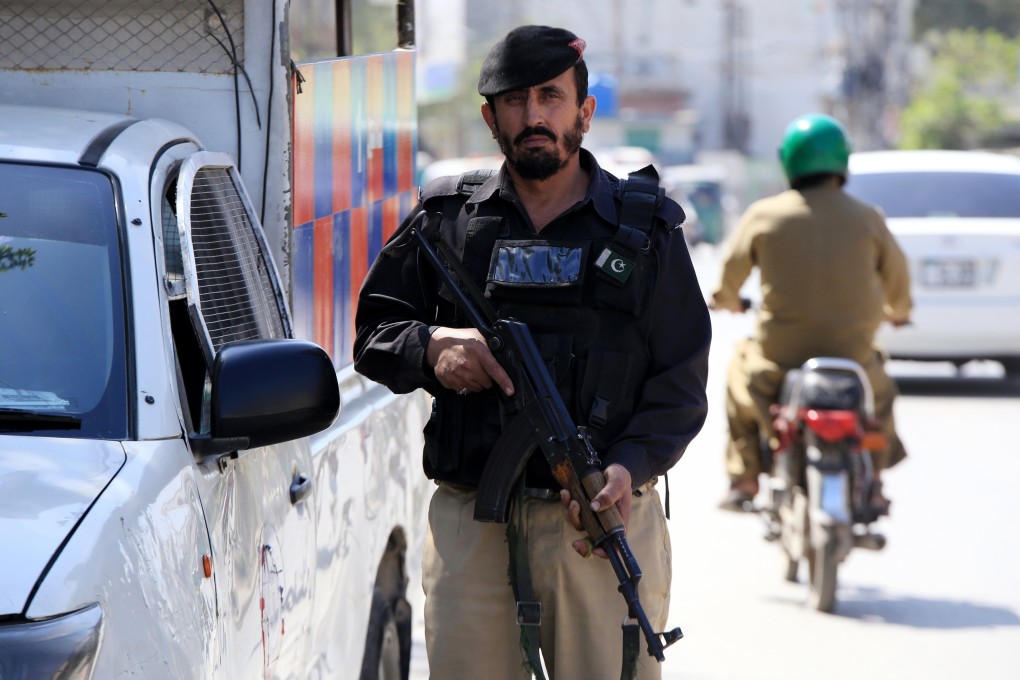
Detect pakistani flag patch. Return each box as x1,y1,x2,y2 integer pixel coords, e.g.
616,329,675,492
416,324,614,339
594,246,635,284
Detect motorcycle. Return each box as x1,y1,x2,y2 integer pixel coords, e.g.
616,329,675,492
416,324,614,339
760,357,889,612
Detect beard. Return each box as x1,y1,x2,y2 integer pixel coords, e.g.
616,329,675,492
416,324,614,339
496,113,585,180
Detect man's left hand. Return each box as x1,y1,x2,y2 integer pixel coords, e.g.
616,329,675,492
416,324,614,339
560,463,633,559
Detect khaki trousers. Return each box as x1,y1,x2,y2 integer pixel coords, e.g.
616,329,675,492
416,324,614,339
725,338,907,482
422,481,672,680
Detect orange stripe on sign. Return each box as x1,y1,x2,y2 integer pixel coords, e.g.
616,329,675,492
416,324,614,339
396,51,415,193
292,66,316,228
332,59,352,214
365,56,384,204
349,206,368,338
313,215,334,356
382,195,401,244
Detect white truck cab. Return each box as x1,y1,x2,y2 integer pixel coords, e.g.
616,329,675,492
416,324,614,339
0,2,429,678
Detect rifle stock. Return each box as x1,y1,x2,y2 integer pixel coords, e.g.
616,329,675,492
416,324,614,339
409,216,682,662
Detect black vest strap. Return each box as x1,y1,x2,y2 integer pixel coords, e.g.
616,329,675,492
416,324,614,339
615,164,664,252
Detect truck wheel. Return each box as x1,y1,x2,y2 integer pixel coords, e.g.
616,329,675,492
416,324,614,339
359,588,403,680
807,529,839,613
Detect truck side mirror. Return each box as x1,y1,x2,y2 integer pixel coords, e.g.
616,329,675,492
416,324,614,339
189,339,340,456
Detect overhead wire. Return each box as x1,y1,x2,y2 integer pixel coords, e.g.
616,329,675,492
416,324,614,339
205,0,263,171
261,0,277,225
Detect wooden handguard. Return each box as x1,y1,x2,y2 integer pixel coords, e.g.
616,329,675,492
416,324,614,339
577,469,625,541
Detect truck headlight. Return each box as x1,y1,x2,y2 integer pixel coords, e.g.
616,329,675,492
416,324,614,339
0,603,103,680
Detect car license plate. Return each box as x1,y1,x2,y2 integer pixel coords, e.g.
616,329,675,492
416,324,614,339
920,258,976,288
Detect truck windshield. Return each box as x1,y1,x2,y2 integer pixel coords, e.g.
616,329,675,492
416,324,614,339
0,162,128,438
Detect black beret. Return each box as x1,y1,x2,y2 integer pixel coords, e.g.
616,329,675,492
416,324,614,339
478,25,587,97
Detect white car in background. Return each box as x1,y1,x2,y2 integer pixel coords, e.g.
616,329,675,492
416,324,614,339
846,150,1020,377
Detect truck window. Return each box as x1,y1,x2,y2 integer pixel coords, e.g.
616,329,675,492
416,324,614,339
0,162,129,438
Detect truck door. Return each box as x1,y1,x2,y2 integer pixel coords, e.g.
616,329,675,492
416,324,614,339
160,150,316,678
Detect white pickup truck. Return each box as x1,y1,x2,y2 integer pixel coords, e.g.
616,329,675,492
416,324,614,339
0,1,430,678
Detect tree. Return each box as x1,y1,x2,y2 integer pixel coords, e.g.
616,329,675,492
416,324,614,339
915,0,1020,37
0,245,35,273
898,29,1019,149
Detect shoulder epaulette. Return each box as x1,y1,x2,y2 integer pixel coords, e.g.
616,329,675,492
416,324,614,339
657,195,686,230
456,168,497,195
418,174,461,203
419,168,498,204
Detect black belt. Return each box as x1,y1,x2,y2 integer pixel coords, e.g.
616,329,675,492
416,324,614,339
445,479,657,502
441,481,560,501
522,486,560,501
522,477,658,502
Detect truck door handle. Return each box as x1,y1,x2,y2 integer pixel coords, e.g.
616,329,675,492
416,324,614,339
290,473,312,505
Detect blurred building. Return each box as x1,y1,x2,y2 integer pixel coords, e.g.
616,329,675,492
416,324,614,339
417,0,915,161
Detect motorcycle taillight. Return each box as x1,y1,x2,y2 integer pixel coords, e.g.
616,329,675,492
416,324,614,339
803,409,859,442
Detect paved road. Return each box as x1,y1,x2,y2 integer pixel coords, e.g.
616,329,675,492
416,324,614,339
407,243,1020,679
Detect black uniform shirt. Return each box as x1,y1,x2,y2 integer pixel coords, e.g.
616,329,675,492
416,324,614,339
354,149,711,490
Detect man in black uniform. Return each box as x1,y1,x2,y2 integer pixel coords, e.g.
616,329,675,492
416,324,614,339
354,25,710,680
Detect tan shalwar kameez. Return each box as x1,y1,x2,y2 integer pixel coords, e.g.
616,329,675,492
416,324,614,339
711,184,912,482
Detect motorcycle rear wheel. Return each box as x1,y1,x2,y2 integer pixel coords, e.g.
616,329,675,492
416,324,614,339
807,528,839,613
783,555,799,582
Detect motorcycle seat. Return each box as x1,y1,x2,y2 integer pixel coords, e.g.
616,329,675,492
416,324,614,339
779,368,864,411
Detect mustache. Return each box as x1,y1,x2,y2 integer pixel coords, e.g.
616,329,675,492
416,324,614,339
513,126,557,145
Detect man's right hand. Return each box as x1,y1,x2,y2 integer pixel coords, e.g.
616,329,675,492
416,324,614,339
426,327,515,396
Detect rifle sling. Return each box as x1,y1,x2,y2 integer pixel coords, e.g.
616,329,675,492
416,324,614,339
507,478,547,680
620,621,641,680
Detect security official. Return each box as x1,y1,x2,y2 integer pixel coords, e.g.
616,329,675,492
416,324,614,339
711,113,912,512
354,25,711,680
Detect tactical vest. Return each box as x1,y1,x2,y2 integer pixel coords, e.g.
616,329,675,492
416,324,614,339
419,166,681,490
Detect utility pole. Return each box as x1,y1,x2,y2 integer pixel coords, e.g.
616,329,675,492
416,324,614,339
721,0,749,153
613,0,624,86
833,0,899,150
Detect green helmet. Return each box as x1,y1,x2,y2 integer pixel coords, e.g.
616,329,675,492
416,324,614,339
778,113,852,184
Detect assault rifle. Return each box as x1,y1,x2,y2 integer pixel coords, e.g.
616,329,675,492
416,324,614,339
409,213,683,662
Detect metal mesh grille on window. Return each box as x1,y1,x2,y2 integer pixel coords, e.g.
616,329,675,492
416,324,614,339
162,188,186,299
0,0,243,73
189,167,285,352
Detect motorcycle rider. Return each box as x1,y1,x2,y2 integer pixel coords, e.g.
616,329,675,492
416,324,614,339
710,113,912,512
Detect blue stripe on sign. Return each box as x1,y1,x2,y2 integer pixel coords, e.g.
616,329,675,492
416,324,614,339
367,201,383,264
350,59,366,209
291,222,315,342
383,52,398,196
313,61,334,220
332,210,352,362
